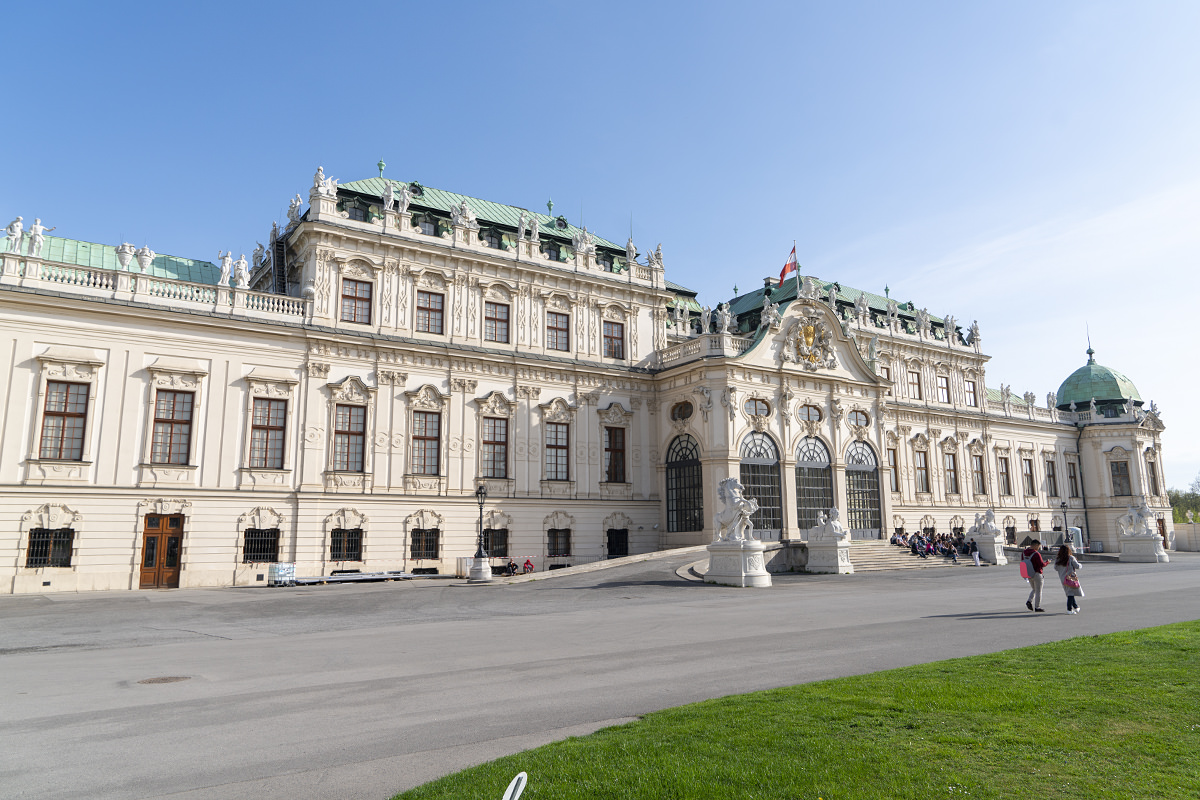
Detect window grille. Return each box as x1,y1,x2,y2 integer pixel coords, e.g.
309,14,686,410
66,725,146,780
249,398,287,469
340,279,372,324
483,528,508,558
547,528,572,557
740,432,782,533
606,528,629,558
795,437,833,531
330,527,363,561
151,390,193,465
845,441,882,533
25,527,73,568
411,528,439,560
40,381,88,460
665,435,703,532
242,528,280,563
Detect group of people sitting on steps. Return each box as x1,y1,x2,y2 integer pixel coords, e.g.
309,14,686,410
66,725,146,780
890,530,978,564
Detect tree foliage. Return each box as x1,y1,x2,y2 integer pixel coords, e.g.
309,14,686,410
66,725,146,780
1168,470,1200,522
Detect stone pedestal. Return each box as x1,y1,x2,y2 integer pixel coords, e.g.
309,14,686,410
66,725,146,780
1119,534,1169,563
806,538,854,574
467,555,493,583
975,534,1008,566
705,539,771,587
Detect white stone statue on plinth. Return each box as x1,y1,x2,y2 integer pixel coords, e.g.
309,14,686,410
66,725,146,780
760,300,781,330
1118,501,1169,563
396,182,413,215
1187,510,1195,524
115,242,136,270
382,180,396,212
805,506,854,574
965,509,1008,566
312,167,337,198
700,305,712,334
517,211,528,242
854,291,870,323
26,218,56,257
134,245,155,273
716,302,733,334
288,194,304,224
706,478,771,587
451,200,479,230
217,250,232,286
5,217,23,254
234,254,250,289
252,242,266,270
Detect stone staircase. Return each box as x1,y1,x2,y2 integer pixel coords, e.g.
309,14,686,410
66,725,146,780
848,539,982,572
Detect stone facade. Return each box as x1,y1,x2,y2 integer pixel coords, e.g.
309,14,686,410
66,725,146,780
0,175,1174,594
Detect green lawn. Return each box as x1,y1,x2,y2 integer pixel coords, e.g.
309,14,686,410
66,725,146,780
395,621,1200,800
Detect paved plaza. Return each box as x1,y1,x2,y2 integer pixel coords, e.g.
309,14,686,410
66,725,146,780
2,552,1199,799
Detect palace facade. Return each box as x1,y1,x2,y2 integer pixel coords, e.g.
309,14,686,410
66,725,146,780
0,170,1175,593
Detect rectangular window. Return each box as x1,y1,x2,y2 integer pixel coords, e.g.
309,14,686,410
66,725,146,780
964,380,978,408
151,390,194,465
937,375,951,404
908,371,922,400
483,528,508,558
547,528,572,557
331,527,363,561
547,312,570,352
887,448,899,492
603,321,625,359
972,454,986,495
1110,461,1131,496
481,418,508,479
1068,462,1080,498
25,527,74,568
411,411,441,475
333,404,366,472
998,457,1012,495
604,426,626,483
1045,460,1059,498
914,450,930,494
944,452,959,494
411,528,439,560
39,381,89,460
249,398,287,469
1022,458,1036,496
340,279,372,324
242,528,280,563
484,302,510,343
545,422,569,481
879,365,892,396
416,291,445,334
1146,459,1160,496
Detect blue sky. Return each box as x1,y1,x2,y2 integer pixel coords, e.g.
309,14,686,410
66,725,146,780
4,1,1197,486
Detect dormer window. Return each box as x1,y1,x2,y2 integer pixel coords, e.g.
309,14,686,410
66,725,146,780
542,242,561,261
418,215,437,236
481,229,503,249
347,206,367,222
597,252,614,271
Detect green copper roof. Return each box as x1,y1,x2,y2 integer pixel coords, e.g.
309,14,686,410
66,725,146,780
1056,349,1142,410
37,235,220,284
726,275,948,331
339,177,625,253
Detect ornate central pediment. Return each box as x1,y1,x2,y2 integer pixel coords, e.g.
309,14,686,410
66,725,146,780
781,311,839,372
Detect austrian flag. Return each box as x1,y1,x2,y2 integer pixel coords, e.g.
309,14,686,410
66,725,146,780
778,245,798,287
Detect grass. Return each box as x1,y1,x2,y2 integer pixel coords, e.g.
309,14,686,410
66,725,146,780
394,621,1200,799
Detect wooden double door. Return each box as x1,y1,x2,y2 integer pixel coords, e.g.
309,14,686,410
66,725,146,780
140,514,183,589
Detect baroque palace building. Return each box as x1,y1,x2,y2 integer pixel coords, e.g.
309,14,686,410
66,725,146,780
0,168,1176,594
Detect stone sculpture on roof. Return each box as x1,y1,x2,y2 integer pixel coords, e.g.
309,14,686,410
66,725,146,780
854,291,870,323
134,245,154,273
625,237,636,266
312,167,338,198
967,319,980,344
234,254,250,289
785,313,839,372
647,244,664,269
5,217,22,254
826,285,838,312
1047,392,1057,410
572,226,594,256
288,194,304,224
886,298,900,329
798,275,820,300
715,302,733,334
451,201,479,230
760,299,781,330
115,242,136,270
944,314,957,344
395,182,413,215
382,180,395,212
252,242,266,270
915,307,931,338
516,211,528,243
670,301,686,332
217,250,233,286
700,305,712,335
25,218,55,257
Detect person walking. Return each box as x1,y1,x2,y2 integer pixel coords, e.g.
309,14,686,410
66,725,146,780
1054,544,1084,614
969,538,981,567
1023,539,1048,612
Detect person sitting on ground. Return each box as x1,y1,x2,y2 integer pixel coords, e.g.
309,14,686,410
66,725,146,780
506,560,518,576
523,558,535,574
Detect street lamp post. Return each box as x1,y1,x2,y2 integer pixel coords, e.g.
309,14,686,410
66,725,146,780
469,484,492,583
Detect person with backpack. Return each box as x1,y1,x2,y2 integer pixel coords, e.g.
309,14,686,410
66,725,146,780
1023,539,1048,612
1054,544,1084,614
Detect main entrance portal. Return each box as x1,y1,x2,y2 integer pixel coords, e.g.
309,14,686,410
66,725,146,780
140,514,183,589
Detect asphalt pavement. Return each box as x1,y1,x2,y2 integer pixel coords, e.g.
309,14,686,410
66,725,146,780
2,551,1198,799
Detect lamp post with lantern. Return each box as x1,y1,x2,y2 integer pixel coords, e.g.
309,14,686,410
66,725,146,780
469,484,492,582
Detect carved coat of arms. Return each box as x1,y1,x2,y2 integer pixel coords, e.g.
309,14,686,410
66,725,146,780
782,313,839,372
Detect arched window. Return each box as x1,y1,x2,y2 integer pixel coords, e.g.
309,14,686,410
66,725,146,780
845,441,883,538
743,398,770,417
795,437,834,532
665,435,703,533
798,404,822,422
739,432,783,539
848,410,869,427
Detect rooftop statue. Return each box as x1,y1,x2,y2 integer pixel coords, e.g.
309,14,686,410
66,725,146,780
312,167,338,198
395,182,413,215
885,298,900,328
670,301,686,331
26,218,56,257
234,254,250,289
625,236,636,265
700,305,712,334
760,300,781,330
382,180,395,212
451,201,479,229
287,194,304,224
809,506,849,543
572,226,594,255
115,242,136,270
715,302,733,334
967,319,980,344
252,242,266,270
5,217,23,254
915,307,931,337
647,243,664,269
516,211,528,242
134,245,155,273
854,291,870,322
712,477,759,542
944,313,957,344
217,250,233,286
826,285,838,312
798,275,820,300
1047,391,1057,409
